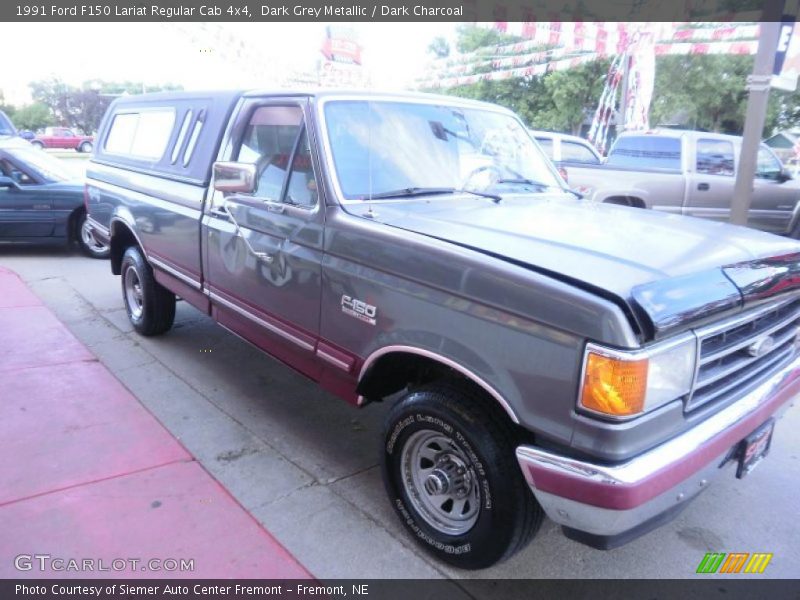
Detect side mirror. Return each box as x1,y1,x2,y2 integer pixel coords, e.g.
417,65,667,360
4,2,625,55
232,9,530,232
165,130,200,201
778,168,793,183
213,162,256,194
0,176,19,190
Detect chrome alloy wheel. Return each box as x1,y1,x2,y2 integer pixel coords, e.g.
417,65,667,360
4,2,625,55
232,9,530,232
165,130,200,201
124,265,144,320
80,219,109,255
400,429,481,535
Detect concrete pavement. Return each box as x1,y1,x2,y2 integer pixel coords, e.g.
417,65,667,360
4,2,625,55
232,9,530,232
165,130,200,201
1,247,798,581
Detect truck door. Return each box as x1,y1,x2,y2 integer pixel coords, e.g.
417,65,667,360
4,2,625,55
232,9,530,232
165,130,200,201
202,98,324,379
686,137,736,223
749,145,798,234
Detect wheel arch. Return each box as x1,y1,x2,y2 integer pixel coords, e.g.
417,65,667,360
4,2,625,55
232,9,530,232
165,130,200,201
109,217,146,275
66,206,85,242
601,195,647,208
357,345,520,424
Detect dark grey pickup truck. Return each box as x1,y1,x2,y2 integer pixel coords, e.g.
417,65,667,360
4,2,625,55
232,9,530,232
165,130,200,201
86,90,800,569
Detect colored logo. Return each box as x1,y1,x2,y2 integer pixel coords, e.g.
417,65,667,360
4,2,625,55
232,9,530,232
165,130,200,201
696,552,773,574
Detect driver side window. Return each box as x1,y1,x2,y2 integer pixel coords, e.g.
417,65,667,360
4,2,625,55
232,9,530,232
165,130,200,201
756,146,782,180
234,104,318,207
236,105,302,201
0,159,34,185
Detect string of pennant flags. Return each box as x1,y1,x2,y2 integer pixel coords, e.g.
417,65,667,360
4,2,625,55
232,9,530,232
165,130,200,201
422,40,759,89
420,23,763,89
416,22,780,156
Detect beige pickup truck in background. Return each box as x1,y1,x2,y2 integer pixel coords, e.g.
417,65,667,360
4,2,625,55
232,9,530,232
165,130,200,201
564,129,800,236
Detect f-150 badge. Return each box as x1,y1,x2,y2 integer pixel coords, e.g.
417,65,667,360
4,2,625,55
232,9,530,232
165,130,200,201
341,295,377,325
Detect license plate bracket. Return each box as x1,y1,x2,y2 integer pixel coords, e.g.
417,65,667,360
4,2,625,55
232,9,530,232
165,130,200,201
736,418,775,479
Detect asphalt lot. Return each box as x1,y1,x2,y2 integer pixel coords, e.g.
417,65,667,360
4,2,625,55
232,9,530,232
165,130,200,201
1,159,799,580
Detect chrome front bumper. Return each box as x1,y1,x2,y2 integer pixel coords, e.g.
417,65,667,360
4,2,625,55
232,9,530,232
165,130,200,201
516,354,800,542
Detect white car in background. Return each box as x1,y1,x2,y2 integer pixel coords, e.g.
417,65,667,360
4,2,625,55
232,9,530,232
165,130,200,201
528,130,603,180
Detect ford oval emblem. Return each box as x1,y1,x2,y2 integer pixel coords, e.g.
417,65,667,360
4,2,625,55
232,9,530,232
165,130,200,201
747,335,776,358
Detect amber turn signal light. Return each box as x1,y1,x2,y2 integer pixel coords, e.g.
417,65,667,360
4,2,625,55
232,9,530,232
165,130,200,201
580,351,648,417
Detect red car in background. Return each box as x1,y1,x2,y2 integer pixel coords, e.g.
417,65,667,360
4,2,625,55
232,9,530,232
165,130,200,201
31,127,94,153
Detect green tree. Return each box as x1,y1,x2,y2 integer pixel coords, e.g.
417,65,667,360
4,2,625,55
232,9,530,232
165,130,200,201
11,103,53,131
446,77,551,127
431,27,800,138
427,36,450,59
649,54,800,136
533,60,611,135
28,78,184,134
429,26,608,134
29,77,72,124
60,90,111,135
454,24,522,53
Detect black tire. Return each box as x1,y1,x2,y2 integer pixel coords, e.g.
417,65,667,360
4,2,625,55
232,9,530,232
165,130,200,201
31,141,44,150
78,141,93,153
120,245,175,336
604,197,632,207
76,212,110,259
381,381,543,569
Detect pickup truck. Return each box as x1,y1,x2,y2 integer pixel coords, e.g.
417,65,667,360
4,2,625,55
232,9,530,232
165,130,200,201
86,91,800,569
31,127,94,153
565,129,800,236
529,129,603,169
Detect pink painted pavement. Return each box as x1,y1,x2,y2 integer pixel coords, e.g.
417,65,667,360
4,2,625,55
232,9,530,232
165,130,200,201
0,266,312,579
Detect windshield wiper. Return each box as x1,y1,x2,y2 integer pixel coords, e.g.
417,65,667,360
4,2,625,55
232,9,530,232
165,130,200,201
459,188,502,203
357,187,458,200
357,186,502,203
495,178,554,189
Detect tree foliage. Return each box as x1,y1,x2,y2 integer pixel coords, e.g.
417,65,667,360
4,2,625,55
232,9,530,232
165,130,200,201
11,103,53,131
431,27,800,138
454,24,522,53
535,60,611,135
26,78,183,134
649,55,800,135
427,36,450,59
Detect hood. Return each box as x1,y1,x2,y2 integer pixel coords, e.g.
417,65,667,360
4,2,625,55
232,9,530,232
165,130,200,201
356,194,800,339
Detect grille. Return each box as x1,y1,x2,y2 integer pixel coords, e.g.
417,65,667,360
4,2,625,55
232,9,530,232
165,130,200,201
687,296,800,412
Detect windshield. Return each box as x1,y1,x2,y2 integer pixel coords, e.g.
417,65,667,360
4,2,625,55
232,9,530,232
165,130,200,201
323,100,562,200
0,111,16,136
6,147,75,182
607,136,682,171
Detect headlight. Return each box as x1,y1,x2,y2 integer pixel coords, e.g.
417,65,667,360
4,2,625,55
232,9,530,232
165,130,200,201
579,337,697,419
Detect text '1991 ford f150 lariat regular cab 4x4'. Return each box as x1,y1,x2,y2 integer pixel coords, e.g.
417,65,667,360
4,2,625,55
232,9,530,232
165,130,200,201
85,90,800,569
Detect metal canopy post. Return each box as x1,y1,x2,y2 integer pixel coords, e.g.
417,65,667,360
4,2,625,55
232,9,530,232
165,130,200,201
730,8,783,226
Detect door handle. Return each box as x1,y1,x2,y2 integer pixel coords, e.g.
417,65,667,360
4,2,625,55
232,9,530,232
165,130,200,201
265,202,285,214
697,183,710,191
219,202,274,264
209,207,230,219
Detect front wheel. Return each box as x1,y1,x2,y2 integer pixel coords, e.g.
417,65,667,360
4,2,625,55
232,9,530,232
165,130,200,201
78,141,93,153
31,141,44,150
381,382,543,569
121,245,175,336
